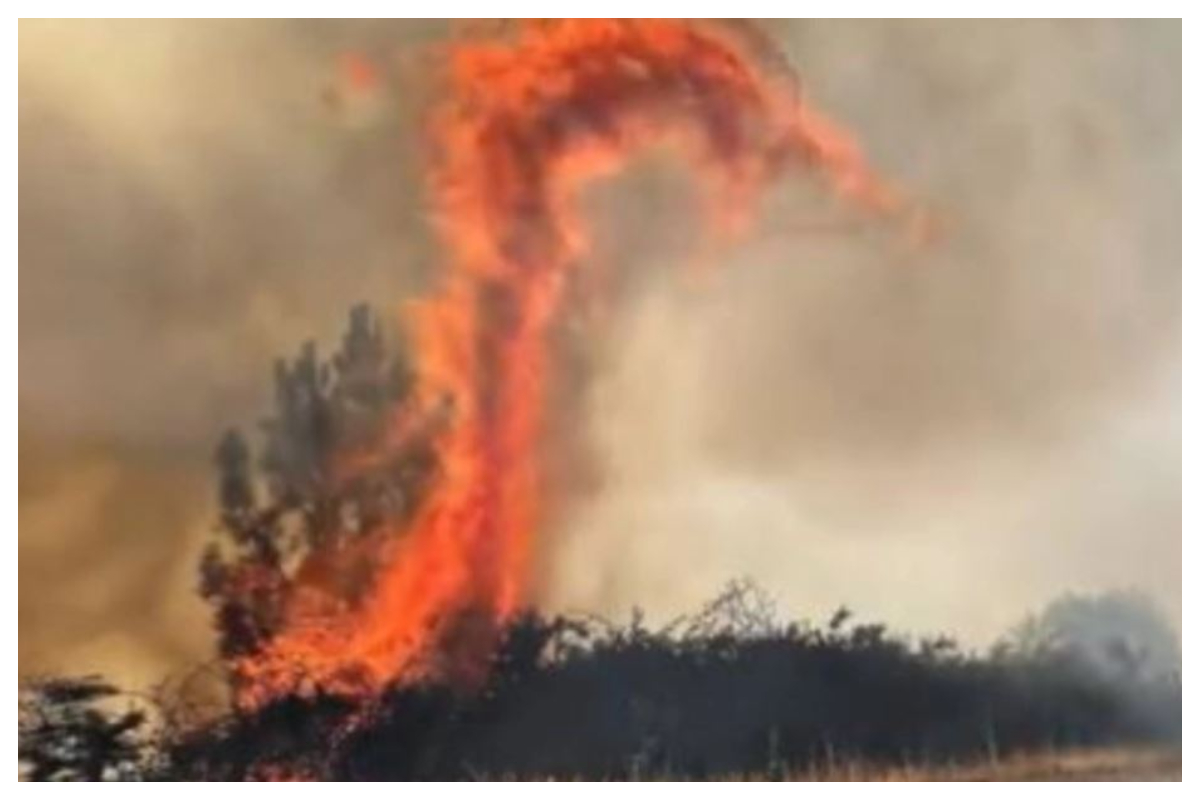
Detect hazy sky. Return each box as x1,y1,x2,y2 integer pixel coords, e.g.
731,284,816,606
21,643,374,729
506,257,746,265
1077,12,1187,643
20,19,1179,691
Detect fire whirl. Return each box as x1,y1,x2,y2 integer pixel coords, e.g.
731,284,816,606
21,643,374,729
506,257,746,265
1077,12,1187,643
235,19,905,706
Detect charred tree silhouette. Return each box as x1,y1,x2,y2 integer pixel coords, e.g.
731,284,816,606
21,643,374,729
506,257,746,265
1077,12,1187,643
18,676,150,781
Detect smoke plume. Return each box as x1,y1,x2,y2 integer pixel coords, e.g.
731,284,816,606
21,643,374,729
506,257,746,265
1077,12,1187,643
19,20,1179,693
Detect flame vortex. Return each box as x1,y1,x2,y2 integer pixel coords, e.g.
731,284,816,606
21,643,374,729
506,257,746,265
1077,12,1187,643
238,19,900,704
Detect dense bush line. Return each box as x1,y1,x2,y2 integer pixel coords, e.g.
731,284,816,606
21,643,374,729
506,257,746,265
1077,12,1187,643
21,583,1180,780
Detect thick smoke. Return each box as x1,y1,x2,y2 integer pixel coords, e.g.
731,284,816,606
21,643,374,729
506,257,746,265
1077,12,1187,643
19,19,448,689
19,20,1179,691
543,19,1181,643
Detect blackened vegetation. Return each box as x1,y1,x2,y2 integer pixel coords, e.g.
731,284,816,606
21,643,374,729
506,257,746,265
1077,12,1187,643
159,582,1178,780
19,307,1181,780
21,583,1182,780
18,676,151,781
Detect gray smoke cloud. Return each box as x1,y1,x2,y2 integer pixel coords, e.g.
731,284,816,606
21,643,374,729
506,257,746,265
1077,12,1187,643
20,19,1179,690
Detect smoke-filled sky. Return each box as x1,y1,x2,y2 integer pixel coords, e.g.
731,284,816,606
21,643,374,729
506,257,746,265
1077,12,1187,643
20,19,1179,691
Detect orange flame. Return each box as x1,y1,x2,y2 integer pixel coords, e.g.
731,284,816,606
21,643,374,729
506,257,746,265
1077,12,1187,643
236,19,903,705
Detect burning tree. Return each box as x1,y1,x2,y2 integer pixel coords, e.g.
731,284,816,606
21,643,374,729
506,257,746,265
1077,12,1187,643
199,305,437,690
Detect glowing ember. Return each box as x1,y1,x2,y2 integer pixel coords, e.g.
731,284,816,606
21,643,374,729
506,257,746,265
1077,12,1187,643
236,19,904,705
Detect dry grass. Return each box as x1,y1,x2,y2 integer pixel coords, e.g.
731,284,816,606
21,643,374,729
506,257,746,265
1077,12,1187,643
735,745,1181,782
479,745,1181,781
